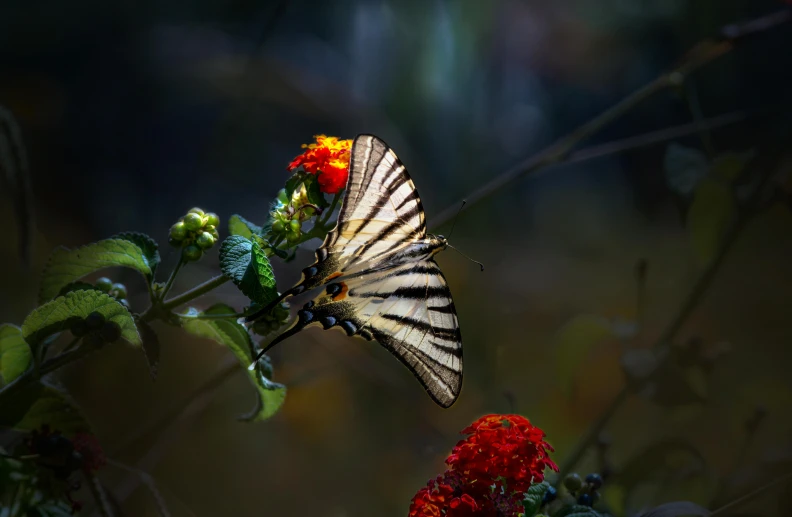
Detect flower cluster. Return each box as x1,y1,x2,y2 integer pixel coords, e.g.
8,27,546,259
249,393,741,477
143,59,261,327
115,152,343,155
287,134,352,194
409,414,558,516
169,207,221,262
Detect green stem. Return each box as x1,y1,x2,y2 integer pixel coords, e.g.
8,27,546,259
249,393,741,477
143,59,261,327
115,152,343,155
177,312,244,320
320,192,341,226
159,258,185,301
159,274,230,312
685,80,716,157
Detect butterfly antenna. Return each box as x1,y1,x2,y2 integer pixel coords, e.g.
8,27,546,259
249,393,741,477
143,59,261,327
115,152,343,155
446,200,466,240
447,244,484,272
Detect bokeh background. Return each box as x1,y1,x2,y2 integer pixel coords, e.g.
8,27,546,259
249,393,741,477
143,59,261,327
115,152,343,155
2,0,792,515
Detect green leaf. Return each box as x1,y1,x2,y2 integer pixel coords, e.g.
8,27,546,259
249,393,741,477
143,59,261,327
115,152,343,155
181,304,286,421
114,231,161,275
22,290,140,349
228,214,263,239
552,505,601,517
219,236,279,306
0,381,91,435
664,143,710,196
39,239,153,302
304,174,330,208
554,315,614,397
284,173,303,200
522,482,549,516
135,318,160,379
687,178,734,266
711,151,754,183
0,324,31,385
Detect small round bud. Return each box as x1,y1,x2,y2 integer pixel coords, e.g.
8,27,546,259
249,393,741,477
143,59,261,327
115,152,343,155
196,232,215,249
187,207,205,216
289,219,301,232
204,212,220,228
272,220,285,233
110,283,127,300
577,493,593,507
542,485,557,504
100,321,122,343
118,299,130,309
211,228,220,241
183,213,204,231
585,473,603,490
564,473,582,492
170,221,187,241
204,224,216,233
85,311,105,330
182,244,202,262
95,277,113,292
71,318,89,337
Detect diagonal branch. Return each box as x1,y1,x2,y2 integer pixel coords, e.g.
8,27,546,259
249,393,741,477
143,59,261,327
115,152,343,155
432,8,791,227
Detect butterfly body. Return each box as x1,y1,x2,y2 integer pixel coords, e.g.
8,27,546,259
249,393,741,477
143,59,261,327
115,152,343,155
249,135,462,407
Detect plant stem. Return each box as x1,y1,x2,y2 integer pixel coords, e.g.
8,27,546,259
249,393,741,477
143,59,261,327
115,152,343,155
710,470,792,516
555,147,782,484
159,258,185,301
177,312,244,320
320,192,341,226
159,274,230,313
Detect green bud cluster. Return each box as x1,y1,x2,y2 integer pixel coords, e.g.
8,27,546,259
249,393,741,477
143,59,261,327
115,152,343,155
267,186,321,245
169,207,221,262
562,472,603,507
68,311,122,345
250,302,290,336
95,277,129,308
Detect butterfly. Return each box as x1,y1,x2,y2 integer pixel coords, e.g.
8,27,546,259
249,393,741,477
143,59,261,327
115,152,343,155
247,134,463,408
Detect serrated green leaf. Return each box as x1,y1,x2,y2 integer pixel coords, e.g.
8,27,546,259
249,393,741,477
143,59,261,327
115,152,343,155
687,178,734,266
39,239,152,302
522,481,550,516
114,231,161,275
552,505,601,517
555,315,614,397
228,214,263,239
0,381,91,435
135,318,160,379
711,151,754,183
181,304,285,421
664,144,709,196
0,324,31,385
57,281,102,298
219,236,279,306
22,290,140,348
303,173,330,208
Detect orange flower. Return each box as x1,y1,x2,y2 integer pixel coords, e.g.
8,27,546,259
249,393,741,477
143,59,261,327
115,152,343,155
287,134,352,195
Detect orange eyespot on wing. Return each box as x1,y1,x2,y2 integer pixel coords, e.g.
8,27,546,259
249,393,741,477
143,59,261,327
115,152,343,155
333,282,349,301
327,272,342,281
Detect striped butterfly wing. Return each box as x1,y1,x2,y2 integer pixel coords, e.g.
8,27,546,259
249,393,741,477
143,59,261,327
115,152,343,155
292,134,427,293
269,260,462,407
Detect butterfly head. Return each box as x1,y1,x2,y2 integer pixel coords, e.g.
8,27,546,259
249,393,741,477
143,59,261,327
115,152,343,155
429,234,449,254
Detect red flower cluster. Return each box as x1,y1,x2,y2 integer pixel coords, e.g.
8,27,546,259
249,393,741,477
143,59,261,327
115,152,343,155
287,134,352,194
409,414,557,517
72,431,107,472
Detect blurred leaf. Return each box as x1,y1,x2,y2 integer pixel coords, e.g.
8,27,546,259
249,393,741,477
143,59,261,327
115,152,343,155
181,304,286,421
57,281,102,298
22,290,140,349
687,178,734,266
0,324,31,385
228,214,263,239
304,174,330,209
39,239,153,302
523,481,549,516
665,144,709,196
113,231,161,276
135,318,160,379
711,151,755,183
554,315,614,396
0,381,90,435
553,505,601,517
637,501,710,517
0,106,34,266
219,236,278,306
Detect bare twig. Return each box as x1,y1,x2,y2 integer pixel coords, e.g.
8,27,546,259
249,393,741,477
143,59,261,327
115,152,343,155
710,470,792,516
432,8,792,227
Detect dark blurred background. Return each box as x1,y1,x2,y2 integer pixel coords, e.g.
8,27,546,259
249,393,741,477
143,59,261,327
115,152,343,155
2,0,792,515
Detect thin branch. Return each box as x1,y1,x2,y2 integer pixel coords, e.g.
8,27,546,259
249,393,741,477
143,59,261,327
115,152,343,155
432,9,792,227
710,470,792,516
158,274,231,313
158,258,184,302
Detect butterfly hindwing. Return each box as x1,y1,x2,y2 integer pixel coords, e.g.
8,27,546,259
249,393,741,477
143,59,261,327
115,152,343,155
269,260,462,407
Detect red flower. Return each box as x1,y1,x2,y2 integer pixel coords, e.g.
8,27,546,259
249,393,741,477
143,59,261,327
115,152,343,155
447,494,481,516
446,414,558,495
287,135,352,194
409,476,455,517
72,432,107,472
